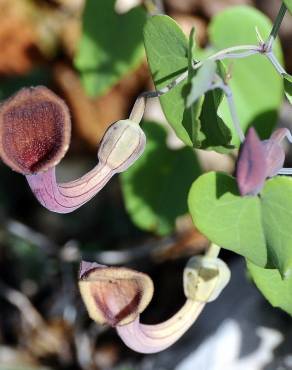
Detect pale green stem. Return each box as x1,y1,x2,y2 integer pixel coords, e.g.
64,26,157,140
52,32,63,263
205,243,221,259
266,51,287,75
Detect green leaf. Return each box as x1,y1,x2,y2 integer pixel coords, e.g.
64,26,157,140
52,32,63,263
209,6,283,144
188,173,292,276
74,0,146,96
143,15,233,151
186,60,217,107
248,261,292,315
261,176,292,278
143,15,192,146
284,0,292,14
283,73,292,104
198,85,233,152
188,172,267,266
121,122,201,236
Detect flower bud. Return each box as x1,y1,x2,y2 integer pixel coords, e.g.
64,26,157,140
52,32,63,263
262,128,287,178
79,261,154,327
98,120,146,173
236,127,267,196
0,86,71,174
183,256,230,302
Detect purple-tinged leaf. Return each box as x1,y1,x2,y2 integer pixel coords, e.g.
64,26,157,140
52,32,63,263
236,127,267,196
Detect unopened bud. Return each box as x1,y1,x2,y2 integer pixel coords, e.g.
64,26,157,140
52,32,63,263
183,256,230,302
98,120,146,173
236,127,267,196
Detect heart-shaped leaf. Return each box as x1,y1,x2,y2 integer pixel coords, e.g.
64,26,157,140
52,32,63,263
75,0,146,96
261,176,292,278
189,172,292,276
188,172,267,266
248,261,292,315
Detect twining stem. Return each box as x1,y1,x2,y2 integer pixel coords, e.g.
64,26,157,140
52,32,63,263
265,3,287,52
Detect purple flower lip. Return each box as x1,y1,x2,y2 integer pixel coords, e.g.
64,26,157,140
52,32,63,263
0,86,71,175
79,261,154,327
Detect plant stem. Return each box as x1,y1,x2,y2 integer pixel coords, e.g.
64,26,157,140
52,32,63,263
205,243,221,258
266,51,287,74
265,3,287,52
194,45,260,70
141,45,259,100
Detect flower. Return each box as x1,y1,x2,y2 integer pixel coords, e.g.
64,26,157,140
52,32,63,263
0,86,146,213
79,252,230,354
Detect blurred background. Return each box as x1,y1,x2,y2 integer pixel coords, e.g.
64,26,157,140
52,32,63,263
0,0,292,369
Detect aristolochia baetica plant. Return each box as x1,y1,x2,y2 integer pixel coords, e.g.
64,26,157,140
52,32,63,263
1,0,292,355
79,246,230,354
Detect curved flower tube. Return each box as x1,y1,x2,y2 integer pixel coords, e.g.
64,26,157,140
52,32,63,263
0,86,146,213
26,118,146,213
79,251,230,354
116,299,205,354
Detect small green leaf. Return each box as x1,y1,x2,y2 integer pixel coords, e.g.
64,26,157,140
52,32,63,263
188,172,267,266
75,0,146,96
186,60,217,107
284,0,292,15
121,122,201,236
248,261,292,315
261,176,292,278
209,6,283,144
283,73,292,104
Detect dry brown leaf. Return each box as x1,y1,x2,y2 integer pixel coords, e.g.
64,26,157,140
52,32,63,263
0,0,40,75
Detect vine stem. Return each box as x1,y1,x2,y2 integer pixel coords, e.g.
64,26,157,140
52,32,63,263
264,3,287,52
266,51,287,75
132,44,259,105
